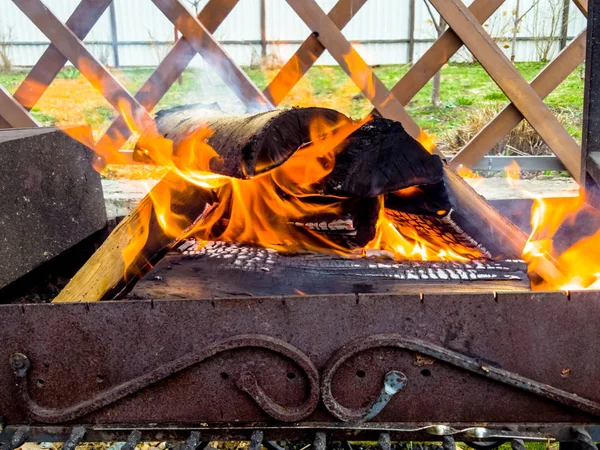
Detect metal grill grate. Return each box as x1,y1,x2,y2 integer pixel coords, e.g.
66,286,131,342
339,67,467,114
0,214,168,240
177,240,524,282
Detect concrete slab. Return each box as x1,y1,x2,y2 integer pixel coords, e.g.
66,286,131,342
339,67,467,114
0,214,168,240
465,177,579,199
0,127,106,289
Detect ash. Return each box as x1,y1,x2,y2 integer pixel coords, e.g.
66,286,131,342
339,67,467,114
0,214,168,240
177,240,524,282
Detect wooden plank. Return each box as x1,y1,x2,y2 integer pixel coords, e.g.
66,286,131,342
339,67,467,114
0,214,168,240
12,0,112,110
263,0,368,106
53,172,213,302
96,0,239,163
574,0,589,15
451,31,587,169
285,0,421,139
152,0,272,112
0,116,12,129
373,0,504,112
12,0,154,145
430,0,583,183
0,87,40,128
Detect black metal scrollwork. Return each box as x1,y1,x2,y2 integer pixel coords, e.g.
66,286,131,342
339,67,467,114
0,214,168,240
10,334,320,423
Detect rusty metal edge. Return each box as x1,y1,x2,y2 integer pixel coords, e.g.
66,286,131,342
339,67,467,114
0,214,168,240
2,422,600,443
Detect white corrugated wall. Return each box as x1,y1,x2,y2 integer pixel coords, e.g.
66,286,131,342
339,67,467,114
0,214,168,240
0,0,588,67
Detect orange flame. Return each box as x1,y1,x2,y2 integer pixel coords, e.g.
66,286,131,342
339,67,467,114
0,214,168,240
456,164,484,189
107,107,481,271
522,195,600,290
417,129,437,154
504,160,520,188
498,162,600,290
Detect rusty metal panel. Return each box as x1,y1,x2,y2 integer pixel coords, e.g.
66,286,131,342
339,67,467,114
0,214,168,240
1,291,600,429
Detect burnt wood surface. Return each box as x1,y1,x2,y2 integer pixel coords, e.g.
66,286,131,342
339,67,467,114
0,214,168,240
128,241,529,300
320,118,445,199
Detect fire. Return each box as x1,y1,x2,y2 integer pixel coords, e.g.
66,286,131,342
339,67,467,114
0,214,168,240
500,160,600,290
456,164,484,188
504,160,520,188
417,129,437,154
366,213,473,262
523,195,600,290
66,100,483,272
62,91,600,291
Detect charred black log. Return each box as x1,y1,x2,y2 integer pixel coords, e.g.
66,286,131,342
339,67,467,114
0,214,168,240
320,117,446,198
127,241,530,300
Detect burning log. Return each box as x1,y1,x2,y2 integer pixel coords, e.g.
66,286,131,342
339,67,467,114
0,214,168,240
145,104,349,177
53,107,383,302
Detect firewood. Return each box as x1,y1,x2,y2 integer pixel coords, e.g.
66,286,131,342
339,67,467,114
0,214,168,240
139,104,350,178
53,172,215,302
320,117,445,198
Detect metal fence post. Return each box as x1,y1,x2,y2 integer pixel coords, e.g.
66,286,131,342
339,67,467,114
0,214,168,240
108,1,119,68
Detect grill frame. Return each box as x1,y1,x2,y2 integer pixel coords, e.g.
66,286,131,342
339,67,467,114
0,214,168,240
2,290,600,446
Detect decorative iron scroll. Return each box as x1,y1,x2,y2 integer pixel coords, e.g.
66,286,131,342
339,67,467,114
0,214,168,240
9,334,320,423
320,334,600,421
10,333,600,424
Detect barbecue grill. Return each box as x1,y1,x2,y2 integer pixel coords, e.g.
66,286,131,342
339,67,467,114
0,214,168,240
3,0,600,448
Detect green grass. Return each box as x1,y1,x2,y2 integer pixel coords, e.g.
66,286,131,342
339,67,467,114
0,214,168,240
0,62,584,145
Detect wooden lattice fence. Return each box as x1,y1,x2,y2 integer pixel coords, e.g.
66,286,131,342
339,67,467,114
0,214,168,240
0,0,589,184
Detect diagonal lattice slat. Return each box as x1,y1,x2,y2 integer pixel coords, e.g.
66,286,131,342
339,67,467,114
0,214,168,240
372,0,504,113
152,0,272,113
263,0,368,106
286,0,422,139
0,86,39,128
12,0,111,112
429,0,583,182
96,0,241,164
12,0,155,135
451,30,588,169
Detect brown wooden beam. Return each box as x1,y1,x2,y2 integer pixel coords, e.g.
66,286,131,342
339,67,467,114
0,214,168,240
96,0,240,164
373,0,504,111
152,0,272,112
285,0,421,139
451,31,587,169
0,87,40,128
12,0,112,111
430,0,583,183
574,0,589,15
264,0,368,106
